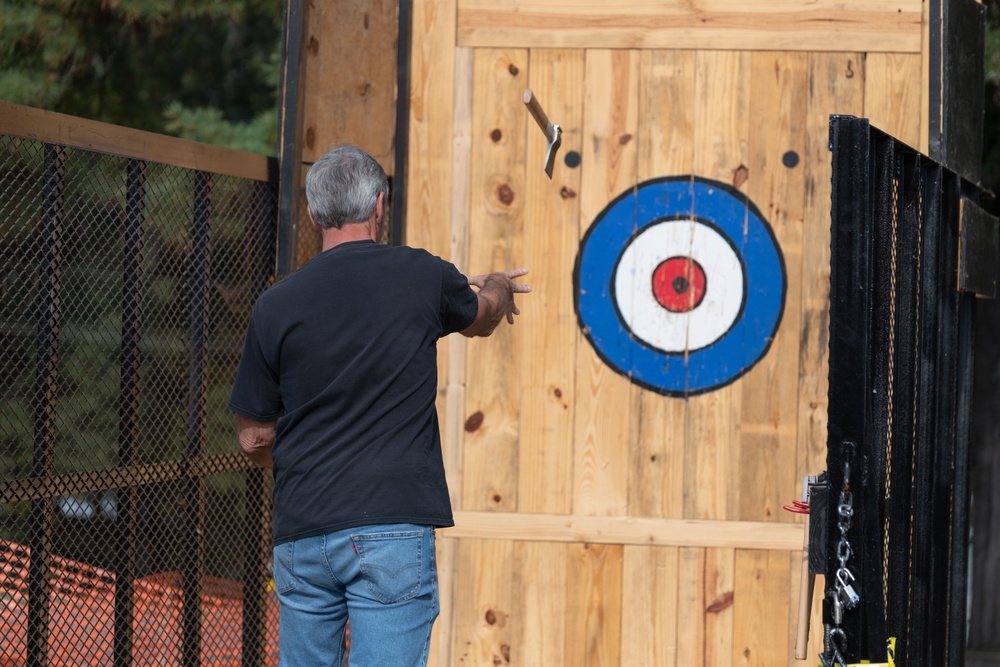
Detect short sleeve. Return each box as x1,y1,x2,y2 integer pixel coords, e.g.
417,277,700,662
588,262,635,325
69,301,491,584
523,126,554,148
228,304,284,420
439,260,478,335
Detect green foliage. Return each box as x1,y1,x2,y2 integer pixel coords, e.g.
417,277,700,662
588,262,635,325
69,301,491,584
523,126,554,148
164,102,279,155
0,0,282,154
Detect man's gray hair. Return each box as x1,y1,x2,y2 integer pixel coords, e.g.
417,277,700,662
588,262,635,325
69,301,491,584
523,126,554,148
305,144,388,229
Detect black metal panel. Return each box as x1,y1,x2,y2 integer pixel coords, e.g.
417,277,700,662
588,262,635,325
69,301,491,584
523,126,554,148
827,115,872,663
114,158,146,667
879,149,923,663
242,180,277,667
392,0,412,247
958,196,999,297
929,0,942,161
941,0,986,184
28,143,65,667
277,0,305,276
183,171,212,667
948,291,975,667
828,115,980,666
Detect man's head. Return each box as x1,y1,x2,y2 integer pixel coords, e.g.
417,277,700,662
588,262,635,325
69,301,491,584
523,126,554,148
305,144,388,230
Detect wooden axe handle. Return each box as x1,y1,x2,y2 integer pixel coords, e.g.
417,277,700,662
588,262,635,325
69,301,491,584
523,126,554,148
523,88,558,143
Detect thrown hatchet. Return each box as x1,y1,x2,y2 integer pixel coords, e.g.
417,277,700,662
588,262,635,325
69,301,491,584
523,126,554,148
522,88,562,179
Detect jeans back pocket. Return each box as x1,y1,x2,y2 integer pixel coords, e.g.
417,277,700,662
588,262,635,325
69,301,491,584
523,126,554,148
352,530,423,604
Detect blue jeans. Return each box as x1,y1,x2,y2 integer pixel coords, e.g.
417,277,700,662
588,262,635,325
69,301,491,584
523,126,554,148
272,524,440,666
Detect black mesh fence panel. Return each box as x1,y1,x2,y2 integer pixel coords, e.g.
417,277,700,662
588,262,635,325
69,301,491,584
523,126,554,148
827,115,980,667
1,134,278,666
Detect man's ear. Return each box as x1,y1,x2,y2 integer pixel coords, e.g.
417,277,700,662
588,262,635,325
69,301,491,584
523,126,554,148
372,192,388,242
306,205,322,230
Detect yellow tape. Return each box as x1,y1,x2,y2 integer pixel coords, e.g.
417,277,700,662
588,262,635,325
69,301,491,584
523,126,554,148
838,637,896,667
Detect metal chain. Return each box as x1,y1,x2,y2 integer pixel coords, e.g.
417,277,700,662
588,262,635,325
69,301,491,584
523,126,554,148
822,456,859,667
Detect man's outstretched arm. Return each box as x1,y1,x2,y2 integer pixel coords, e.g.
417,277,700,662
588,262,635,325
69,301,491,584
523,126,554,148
461,268,531,337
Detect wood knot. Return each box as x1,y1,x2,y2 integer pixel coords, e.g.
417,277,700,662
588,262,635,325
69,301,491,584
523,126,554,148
305,127,316,150
553,387,563,398
307,35,319,56
732,164,749,189
485,609,497,625
508,63,519,76
497,184,514,205
559,187,577,199
464,411,484,432
619,133,633,145
706,591,734,613
490,128,503,143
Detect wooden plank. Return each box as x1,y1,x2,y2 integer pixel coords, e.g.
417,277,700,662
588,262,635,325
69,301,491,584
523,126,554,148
863,53,924,150
737,52,808,523
797,53,865,505
732,550,792,666
300,0,397,170
452,539,515,666
628,50,696,521
448,511,805,550
517,48,585,515
621,546,679,667
676,548,707,666
428,535,456,667
407,4,458,664
444,46,475,517
565,543,623,667
0,101,271,181
510,541,568,666
683,50,751,522
921,0,933,154
431,45,475,667
706,549,736,667
675,548,736,667
456,0,922,53
407,0,457,257
461,48,529,512
574,49,640,518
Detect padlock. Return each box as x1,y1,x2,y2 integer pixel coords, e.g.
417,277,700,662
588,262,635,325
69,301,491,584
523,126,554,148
827,589,844,625
837,568,860,609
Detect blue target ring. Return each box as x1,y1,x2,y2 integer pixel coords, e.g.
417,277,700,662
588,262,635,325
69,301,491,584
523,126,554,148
574,176,786,396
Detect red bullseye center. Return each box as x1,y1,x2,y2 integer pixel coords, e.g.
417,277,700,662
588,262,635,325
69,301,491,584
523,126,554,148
652,257,706,313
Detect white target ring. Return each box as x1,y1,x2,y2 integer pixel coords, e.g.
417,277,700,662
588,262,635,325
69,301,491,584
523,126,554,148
613,218,745,353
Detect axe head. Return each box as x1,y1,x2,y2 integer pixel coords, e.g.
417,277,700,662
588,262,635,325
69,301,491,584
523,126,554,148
544,125,563,179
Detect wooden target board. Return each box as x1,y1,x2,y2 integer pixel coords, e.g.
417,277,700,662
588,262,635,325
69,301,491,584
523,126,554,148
321,1,933,665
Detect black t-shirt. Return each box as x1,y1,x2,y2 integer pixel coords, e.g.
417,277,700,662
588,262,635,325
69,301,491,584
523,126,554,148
228,240,478,545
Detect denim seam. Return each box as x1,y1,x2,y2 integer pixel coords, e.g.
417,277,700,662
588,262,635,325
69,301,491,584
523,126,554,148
275,542,296,594
320,533,345,586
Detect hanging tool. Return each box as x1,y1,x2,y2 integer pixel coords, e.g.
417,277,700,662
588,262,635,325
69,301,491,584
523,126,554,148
522,88,562,179
785,474,819,660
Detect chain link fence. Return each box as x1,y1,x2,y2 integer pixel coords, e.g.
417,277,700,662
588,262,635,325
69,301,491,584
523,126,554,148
1,128,279,666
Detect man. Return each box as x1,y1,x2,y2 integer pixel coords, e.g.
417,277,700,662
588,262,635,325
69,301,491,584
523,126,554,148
228,143,530,666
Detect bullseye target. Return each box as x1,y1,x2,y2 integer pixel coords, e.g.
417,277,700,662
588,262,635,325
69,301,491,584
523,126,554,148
574,176,786,396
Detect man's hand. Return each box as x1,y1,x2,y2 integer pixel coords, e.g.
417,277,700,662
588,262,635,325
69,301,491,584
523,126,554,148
235,414,277,468
462,268,531,337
